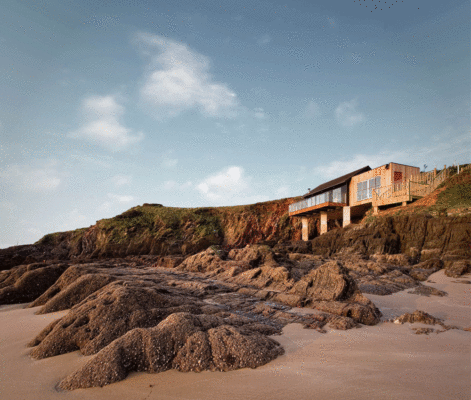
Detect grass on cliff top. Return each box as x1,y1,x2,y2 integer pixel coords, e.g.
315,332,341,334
97,204,223,244
36,227,88,245
34,197,296,247
427,166,471,214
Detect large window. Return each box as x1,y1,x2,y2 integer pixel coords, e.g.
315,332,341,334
309,184,347,206
357,177,381,201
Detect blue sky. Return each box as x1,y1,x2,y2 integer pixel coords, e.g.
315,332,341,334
1,0,470,247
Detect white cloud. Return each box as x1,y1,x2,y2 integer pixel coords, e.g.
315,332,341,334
0,160,62,191
70,95,144,151
304,101,321,119
136,32,239,118
110,174,132,187
108,193,136,203
335,99,365,127
196,166,268,206
313,151,406,180
257,34,271,45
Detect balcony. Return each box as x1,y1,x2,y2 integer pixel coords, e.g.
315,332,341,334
289,187,348,216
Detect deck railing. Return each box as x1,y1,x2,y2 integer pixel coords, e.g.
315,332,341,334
374,167,450,205
289,195,345,214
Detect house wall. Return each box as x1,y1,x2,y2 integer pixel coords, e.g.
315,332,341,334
389,163,420,183
349,163,420,206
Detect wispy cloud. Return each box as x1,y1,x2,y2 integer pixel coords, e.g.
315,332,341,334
0,159,62,191
335,99,365,127
313,151,406,180
136,33,239,118
196,166,268,206
257,34,271,45
70,95,144,151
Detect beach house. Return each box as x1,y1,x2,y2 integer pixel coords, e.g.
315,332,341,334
289,162,449,240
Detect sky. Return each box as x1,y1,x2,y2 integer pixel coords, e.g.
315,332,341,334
1,0,470,248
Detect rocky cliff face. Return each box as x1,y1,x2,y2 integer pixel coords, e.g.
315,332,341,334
1,166,469,276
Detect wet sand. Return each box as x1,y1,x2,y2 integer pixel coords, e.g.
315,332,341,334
0,270,469,400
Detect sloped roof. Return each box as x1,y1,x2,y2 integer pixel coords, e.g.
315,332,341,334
303,165,371,199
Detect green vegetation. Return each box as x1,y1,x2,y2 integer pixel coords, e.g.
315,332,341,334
363,208,377,226
428,167,471,214
98,205,223,244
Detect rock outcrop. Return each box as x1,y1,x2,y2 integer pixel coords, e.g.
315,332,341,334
58,312,283,390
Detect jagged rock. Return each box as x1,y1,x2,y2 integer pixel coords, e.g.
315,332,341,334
0,263,68,305
409,268,435,281
30,281,201,359
273,240,312,254
445,260,470,278
289,261,357,301
289,261,381,325
29,265,116,313
408,285,447,297
228,245,276,267
327,315,359,330
412,327,435,335
58,312,283,390
394,310,444,325
177,248,226,273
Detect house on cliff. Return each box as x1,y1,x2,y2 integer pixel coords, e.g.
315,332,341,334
289,162,449,240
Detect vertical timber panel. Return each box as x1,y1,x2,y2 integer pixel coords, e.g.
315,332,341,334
342,206,351,227
302,217,309,241
320,211,328,235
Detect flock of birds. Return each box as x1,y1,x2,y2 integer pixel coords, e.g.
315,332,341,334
354,0,420,12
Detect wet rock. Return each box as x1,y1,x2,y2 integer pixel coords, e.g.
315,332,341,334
30,281,201,359
408,285,447,297
58,312,283,390
0,263,68,305
289,261,381,325
289,261,356,301
394,310,444,325
409,268,435,281
30,267,116,313
445,260,470,278
327,315,359,330
412,327,435,335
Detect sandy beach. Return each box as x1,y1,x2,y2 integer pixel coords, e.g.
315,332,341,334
1,270,469,400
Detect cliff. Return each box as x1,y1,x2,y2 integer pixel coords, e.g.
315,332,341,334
0,165,469,274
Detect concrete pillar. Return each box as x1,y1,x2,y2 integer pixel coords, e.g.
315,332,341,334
320,211,328,235
342,206,351,227
373,206,379,215
402,201,407,207
301,217,309,241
